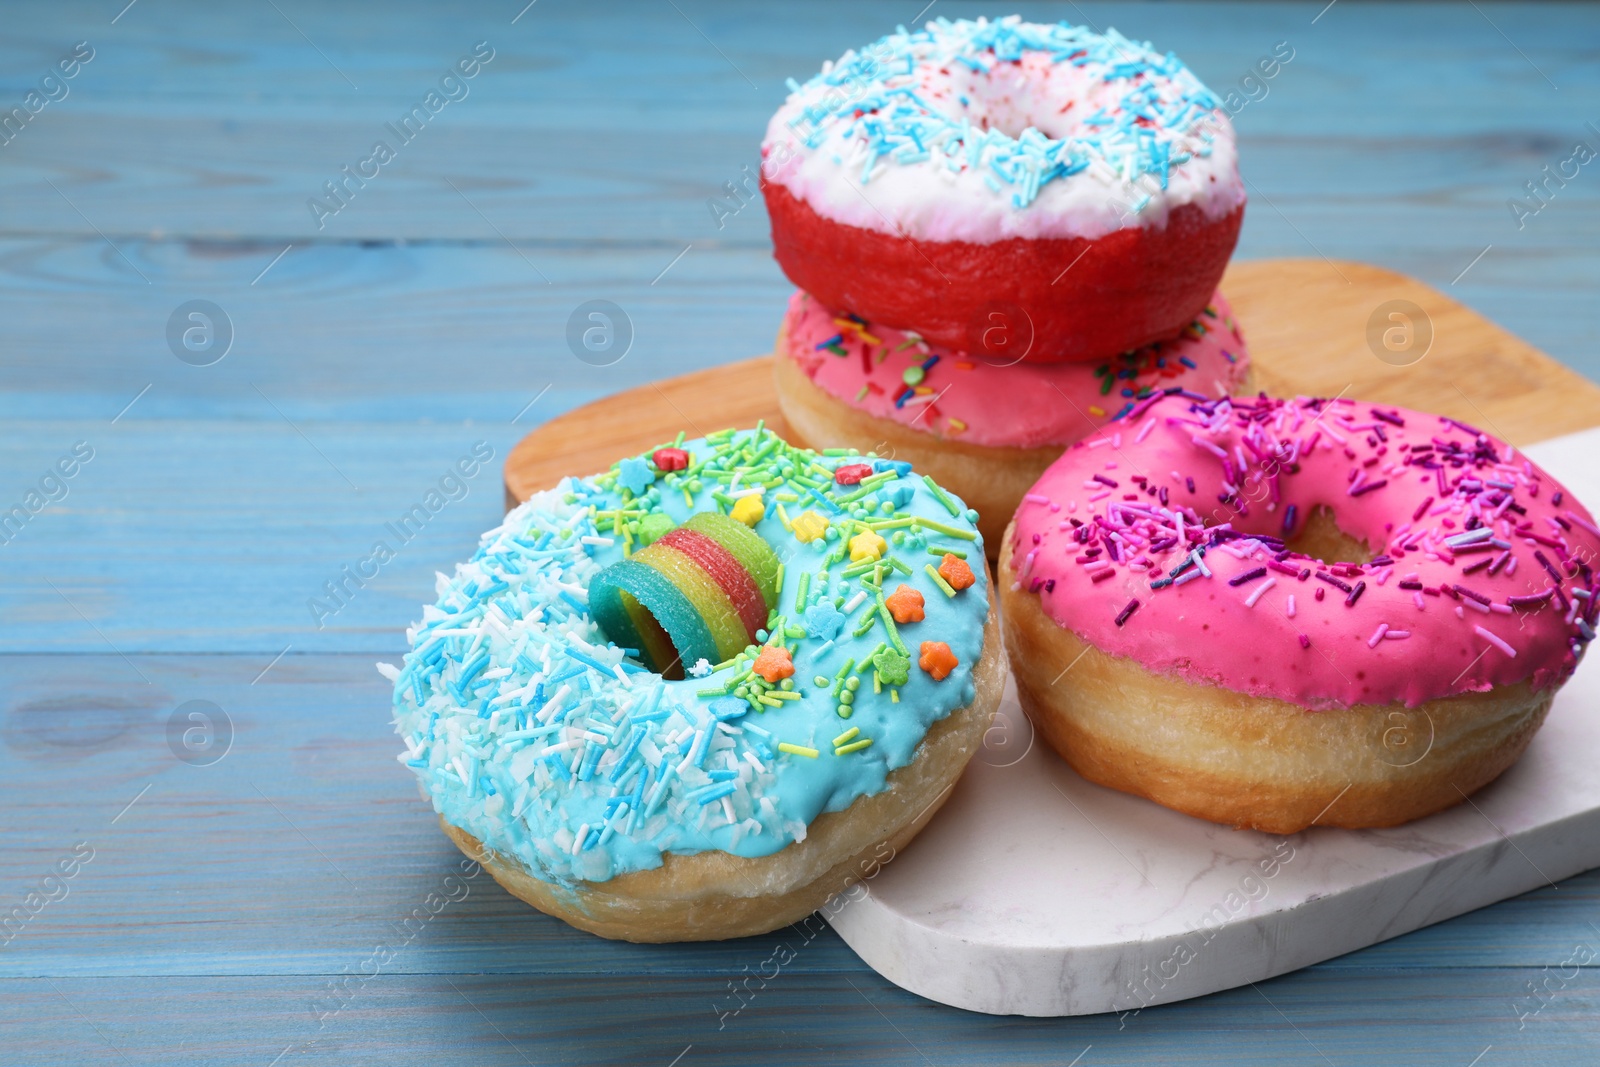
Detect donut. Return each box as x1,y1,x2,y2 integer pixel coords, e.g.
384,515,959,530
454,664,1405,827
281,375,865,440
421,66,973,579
761,16,1245,363
774,287,1252,552
1000,393,1599,833
383,425,1003,941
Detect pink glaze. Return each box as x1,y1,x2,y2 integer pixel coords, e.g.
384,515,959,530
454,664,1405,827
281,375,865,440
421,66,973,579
780,290,1251,450
1009,394,1599,709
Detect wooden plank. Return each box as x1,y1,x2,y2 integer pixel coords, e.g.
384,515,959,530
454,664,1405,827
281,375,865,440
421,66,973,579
8,968,1598,1066
504,258,1600,503
5,1,1598,244
1,240,1594,428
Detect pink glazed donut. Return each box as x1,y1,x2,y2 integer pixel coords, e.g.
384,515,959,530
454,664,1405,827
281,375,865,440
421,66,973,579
773,289,1252,553
999,392,1599,832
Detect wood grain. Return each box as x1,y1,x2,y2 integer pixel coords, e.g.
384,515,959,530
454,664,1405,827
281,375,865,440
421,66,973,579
505,258,1600,505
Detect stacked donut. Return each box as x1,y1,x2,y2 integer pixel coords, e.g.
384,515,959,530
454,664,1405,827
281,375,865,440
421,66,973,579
765,16,1251,550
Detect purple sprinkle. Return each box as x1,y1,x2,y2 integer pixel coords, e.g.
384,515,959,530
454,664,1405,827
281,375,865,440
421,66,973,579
1345,580,1367,607
1315,571,1353,594
1373,409,1405,427
1552,490,1564,506
1282,503,1298,535
1453,583,1491,605
1297,633,1311,649
1350,479,1389,497
1185,477,1196,494
1507,590,1554,608
1228,566,1267,587
1092,473,1120,488
1114,598,1141,626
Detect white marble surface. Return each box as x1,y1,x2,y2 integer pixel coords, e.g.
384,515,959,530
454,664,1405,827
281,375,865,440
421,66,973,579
828,426,1600,1017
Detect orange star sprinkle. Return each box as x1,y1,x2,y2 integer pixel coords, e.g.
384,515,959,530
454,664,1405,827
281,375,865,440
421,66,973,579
752,646,795,683
938,553,976,591
919,641,958,681
884,584,926,624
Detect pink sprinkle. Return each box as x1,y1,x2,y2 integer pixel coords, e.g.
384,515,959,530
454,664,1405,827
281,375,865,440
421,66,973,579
1285,594,1297,618
1413,592,1426,610
1565,510,1600,539
1474,625,1517,658
1024,493,1051,505
1384,629,1411,639
1454,605,1465,619
1135,418,1156,443
1367,623,1389,648
1298,633,1311,649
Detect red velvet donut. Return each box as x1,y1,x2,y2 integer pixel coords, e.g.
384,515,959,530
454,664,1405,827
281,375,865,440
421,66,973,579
761,17,1245,363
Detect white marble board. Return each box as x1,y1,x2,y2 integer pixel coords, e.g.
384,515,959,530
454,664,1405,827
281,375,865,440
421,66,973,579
828,427,1600,1017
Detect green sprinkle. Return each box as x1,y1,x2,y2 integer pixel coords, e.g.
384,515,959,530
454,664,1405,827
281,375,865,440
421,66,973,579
822,448,853,457
886,555,912,576
925,563,958,598
913,517,978,541
833,726,860,746
854,384,869,402
876,590,908,655
835,738,874,755
813,675,829,686
902,366,924,386
926,544,967,559
795,570,811,612
767,690,801,702
922,474,961,516
778,742,818,758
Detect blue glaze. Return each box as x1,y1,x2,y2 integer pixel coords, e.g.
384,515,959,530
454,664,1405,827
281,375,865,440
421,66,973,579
387,427,989,885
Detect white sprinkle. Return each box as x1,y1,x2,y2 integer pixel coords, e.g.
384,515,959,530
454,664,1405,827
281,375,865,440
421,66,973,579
843,591,868,613
1244,577,1276,608
1475,625,1517,658
1285,594,1297,618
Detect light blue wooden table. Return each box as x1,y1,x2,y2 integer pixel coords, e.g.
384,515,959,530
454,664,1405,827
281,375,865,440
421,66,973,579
3,2,1597,1063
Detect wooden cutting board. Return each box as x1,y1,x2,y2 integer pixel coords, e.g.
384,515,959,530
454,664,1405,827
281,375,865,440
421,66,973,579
504,257,1600,506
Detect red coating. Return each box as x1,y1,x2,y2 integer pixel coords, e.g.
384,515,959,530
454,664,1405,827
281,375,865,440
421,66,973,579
763,179,1244,364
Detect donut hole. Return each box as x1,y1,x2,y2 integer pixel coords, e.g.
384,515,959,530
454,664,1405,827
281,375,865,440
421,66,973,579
1286,505,1373,566
930,53,1091,141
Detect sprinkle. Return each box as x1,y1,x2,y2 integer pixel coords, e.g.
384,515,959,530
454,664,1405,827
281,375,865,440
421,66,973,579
1367,623,1389,647
1244,577,1276,608
924,563,958,598
1228,566,1267,587
922,474,962,516
832,727,860,747
1345,580,1367,607
835,738,874,755
777,742,819,758
1297,633,1311,649
1474,626,1517,658
1114,598,1141,627
918,641,959,680
937,553,977,591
